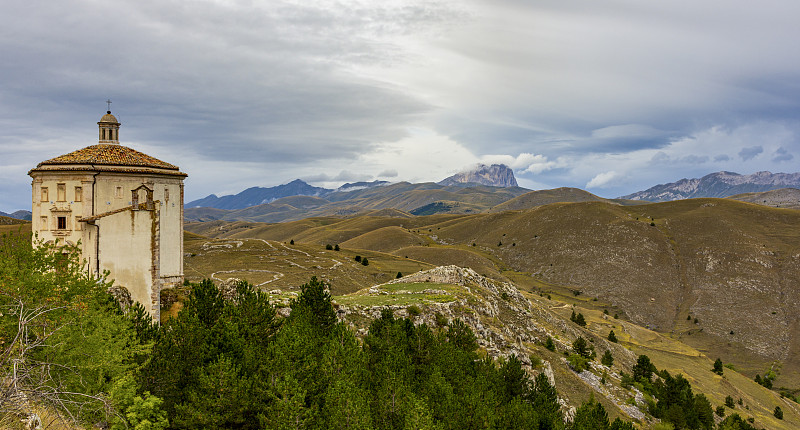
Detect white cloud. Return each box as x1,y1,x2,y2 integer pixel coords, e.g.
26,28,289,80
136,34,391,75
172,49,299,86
357,128,478,183
586,171,620,189
3,0,800,209
591,124,664,139
480,153,562,174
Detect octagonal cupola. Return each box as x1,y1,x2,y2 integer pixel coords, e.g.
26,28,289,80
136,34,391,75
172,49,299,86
98,110,120,143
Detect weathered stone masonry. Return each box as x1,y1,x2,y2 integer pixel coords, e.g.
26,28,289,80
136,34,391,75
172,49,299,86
28,111,187,320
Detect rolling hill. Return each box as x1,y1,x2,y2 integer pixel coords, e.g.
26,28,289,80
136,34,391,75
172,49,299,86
184,182,531,222
488,187,646,212
183,204,800,428
188,198,800,394
727,187,800,209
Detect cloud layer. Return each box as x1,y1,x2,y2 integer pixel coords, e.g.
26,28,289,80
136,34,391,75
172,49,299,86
2,0,800,211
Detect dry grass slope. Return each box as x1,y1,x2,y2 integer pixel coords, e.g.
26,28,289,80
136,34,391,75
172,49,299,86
727,187,800,209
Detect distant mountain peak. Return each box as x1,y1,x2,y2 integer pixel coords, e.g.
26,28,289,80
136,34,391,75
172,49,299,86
620,171,800,202
187,179,331,210
438,164,518,187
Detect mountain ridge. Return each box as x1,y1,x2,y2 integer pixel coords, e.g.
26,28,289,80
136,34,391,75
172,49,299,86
620,171,800,202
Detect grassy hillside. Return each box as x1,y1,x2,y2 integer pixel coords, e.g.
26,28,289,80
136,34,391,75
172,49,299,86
0,221,31,236
183,232,433,296
189,198,800,395
488,187,617,212
727,187,800,209
185,182,530,222
419,199,800,387
0,216,29,226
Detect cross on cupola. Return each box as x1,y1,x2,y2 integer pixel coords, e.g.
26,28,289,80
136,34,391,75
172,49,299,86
98,101,121,144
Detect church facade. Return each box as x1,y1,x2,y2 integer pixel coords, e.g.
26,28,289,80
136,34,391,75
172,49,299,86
28,111,187,320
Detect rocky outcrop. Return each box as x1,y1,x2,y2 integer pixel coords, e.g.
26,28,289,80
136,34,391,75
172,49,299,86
439,164,518,187
107,285,132,311
333,265,645,422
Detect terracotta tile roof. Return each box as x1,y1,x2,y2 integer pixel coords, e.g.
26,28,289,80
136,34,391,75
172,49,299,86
36,144,180,170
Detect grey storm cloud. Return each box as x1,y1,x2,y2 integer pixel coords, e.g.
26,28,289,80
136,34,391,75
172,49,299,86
3,0,800,210
650,152,708,165
772,147,794,162
739,146,764,161
714,154,731,162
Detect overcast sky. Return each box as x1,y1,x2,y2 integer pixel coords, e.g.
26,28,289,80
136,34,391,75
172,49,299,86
3,0,800,212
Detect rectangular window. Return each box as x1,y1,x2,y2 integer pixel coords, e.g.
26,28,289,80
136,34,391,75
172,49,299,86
41,187,48,202
57,216,67,230
74,186,82,202
40,216,48,231
57,183,66,201
115,186,123,198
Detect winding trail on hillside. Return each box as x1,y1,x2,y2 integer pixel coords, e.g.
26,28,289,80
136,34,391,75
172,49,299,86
211,269,284,286
250,238,276,249
280,243,311,257
196,237,354,290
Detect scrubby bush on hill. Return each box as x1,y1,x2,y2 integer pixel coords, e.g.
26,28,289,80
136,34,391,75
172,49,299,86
572,397,635,430
4,231,723,429
713,358,724,375
0,231,162,428
718,413,761,429
601,350,614,367
570,309,587,326
572,337,594,360
623,354,714,429
137,276,641,429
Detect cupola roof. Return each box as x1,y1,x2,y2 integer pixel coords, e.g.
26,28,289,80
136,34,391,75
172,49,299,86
99,111,119,124
29,144,186,177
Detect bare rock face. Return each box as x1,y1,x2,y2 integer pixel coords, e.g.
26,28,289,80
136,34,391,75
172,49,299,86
107,285,132,311
439,164,518,187
219,278,242,302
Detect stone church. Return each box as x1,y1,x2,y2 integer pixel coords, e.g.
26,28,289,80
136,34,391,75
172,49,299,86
28,110,187,320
